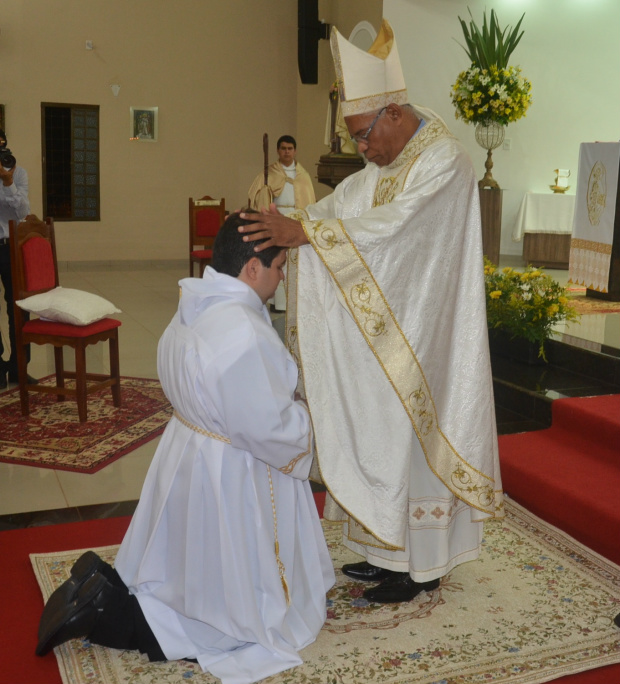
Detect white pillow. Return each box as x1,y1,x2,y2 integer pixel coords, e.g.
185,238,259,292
16,287,121,326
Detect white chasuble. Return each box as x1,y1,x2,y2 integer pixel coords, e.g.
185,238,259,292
114,269,334,684
286,107,503,577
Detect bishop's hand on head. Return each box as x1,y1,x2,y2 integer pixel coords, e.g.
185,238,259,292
238,206,308,252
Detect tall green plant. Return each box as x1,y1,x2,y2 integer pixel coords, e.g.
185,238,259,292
456,8,525,70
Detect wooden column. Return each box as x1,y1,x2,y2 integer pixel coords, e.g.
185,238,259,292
479,187,502,265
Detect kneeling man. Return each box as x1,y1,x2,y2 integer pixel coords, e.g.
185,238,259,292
36,212,335,684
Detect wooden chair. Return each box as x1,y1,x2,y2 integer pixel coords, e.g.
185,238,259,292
189,196,226,277
9,215,122,423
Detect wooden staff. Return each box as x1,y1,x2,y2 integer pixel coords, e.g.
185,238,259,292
263,133,269,186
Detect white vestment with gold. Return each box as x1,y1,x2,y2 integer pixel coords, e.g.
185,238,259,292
285,108,503,581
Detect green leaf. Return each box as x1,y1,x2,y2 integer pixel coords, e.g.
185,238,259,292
456,7,526,70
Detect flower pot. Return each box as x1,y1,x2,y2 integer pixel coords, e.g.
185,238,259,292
488,329,547,365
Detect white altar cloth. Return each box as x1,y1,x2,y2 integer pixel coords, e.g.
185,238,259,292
512,192,575,241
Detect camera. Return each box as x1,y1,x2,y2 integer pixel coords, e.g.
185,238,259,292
0,148,16,170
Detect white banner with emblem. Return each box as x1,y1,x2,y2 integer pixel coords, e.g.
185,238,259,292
569,142,620,292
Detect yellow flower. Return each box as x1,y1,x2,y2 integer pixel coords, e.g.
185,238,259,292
502,267,513,274
489,290,502,299
547,304,559,315
558,296,568,305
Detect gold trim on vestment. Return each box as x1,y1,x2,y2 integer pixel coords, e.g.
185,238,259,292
285,241,325,488
173,410,231,443
570,238,612,254
346,518,402,551
278,419,313,475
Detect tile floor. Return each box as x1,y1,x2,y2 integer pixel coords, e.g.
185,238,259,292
0,259,618,529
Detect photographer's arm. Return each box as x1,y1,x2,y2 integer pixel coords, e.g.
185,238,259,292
0,166,30,217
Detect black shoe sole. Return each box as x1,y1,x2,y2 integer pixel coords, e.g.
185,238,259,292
37,552,104,642
36,573,109,657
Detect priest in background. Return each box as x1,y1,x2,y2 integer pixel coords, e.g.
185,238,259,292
248,135,315,311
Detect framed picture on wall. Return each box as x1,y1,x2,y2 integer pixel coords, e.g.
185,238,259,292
130,106,158,142
0,105,5,131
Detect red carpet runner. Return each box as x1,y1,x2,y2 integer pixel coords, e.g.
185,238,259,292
0,489,617,683
499,394,620,567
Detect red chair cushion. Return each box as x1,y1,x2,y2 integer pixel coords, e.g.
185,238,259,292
191,249,214,259
22,237,56,291
23,317,121,337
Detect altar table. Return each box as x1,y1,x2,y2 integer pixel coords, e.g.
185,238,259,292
512,192,575,268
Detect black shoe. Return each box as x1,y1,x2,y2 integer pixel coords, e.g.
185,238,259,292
614,613,620,629
0,373,6,390
39,551,106,626
36,571,112,657
341,561,396,582
362,573,440,604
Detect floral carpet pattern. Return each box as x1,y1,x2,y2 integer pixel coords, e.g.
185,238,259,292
0,377,172,472
31,499,620,684
569,294,620,315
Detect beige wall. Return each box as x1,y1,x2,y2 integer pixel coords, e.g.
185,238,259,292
1,0,382,263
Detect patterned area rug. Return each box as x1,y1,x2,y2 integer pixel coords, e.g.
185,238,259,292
31,499,620,684
0,377,172,473
569,294,620,314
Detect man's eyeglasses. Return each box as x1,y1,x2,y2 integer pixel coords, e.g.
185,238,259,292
352,107,386,144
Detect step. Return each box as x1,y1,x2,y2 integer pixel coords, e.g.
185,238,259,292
552,393,620,453
493,337,620,435
499,425,620,565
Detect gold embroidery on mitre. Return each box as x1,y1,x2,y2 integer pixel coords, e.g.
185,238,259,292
339,90,408,118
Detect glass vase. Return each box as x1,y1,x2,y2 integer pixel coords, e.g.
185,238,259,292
475,121,506,189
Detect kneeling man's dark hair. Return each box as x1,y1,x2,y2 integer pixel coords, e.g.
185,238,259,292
211,210,284,278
